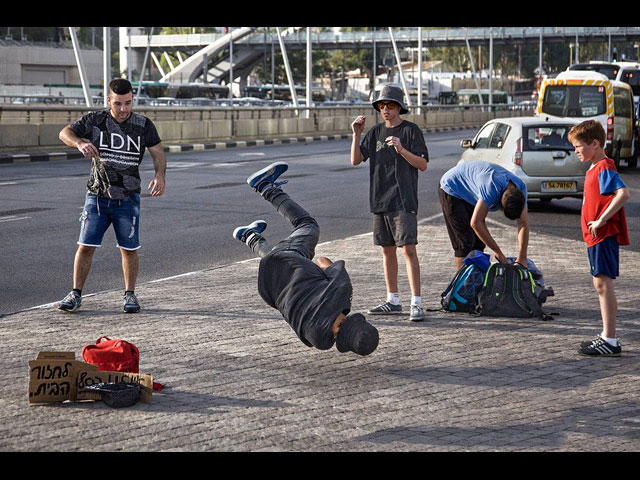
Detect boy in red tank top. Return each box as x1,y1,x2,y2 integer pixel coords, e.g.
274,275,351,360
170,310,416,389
568,120,630,356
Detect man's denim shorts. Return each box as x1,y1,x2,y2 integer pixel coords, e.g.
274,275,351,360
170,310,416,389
78,192,141,250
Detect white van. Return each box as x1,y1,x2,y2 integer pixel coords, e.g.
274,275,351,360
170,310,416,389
537,70,638,168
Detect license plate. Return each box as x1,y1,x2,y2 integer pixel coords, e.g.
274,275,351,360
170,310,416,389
541,181,577,192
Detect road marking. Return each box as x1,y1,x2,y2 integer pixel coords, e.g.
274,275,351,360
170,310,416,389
166,162,203,169
0,216,30,223
418,212,444,224
238,152,266,157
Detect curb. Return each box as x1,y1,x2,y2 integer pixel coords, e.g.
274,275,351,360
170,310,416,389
0,134,350,164
0,125,479,165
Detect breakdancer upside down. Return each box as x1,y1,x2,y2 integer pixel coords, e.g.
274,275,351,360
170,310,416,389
233,162,379,356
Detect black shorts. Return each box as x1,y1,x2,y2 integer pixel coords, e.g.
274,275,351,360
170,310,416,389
438,185,485,258
373,210,417,247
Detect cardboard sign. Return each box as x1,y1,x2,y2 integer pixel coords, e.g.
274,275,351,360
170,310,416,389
28,352,98,404
28,352,153,405
76,370,154,404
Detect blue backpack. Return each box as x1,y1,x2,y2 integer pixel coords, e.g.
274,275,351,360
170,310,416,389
441,262,486,313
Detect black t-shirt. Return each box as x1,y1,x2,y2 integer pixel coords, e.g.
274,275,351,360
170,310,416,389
359,120,429,214
70,110,161,200
257,251,353,349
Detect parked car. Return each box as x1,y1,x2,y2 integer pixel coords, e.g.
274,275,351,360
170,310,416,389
458,116,589,201
148,97,178,106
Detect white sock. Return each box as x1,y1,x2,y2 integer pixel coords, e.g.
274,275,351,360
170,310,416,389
601,333,618,346
411,296,422,307
387,292,401,305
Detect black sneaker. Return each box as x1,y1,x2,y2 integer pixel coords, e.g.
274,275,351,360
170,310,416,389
123,292,140,313
368,301,402,315
58,290,82,312
579,336,621,356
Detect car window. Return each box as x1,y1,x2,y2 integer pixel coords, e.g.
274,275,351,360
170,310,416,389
523,126,574,150
474,123,495,149
620,69,640,96
613,87,632,118
489,123,510,148
542,85,607,117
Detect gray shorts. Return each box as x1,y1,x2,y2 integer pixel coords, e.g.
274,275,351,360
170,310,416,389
373,210,418,246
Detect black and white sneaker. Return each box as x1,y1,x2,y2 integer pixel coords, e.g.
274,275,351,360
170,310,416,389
58,291,82,312
578,336,622,356
580,334,604,348
368,301,402,315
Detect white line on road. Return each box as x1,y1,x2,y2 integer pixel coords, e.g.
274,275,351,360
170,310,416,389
0,216,30,223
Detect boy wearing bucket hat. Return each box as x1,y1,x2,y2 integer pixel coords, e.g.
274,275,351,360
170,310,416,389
232,162,379,356
350,84,429,322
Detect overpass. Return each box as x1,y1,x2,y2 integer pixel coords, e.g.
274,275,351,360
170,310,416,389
122,27,640,86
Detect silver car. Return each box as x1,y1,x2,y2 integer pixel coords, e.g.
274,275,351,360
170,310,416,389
458,116,589,200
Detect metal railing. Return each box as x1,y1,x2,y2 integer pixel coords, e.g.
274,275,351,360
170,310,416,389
127,27,640,50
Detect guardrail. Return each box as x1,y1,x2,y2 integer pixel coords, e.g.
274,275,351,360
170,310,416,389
0,104,535,152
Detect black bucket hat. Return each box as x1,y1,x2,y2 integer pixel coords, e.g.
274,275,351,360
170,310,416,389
336,313,379,356
83,382,141,408
372,84,408,114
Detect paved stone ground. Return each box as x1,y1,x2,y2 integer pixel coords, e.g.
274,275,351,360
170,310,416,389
1,218,639,451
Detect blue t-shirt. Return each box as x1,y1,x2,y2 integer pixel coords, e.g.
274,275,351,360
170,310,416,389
440,161,528,211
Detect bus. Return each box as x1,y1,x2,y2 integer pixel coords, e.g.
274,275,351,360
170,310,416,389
132,81,229,100
457,89,509,105
244,84,326,103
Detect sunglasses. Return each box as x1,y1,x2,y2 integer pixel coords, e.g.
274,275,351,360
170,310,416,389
377,101,398,110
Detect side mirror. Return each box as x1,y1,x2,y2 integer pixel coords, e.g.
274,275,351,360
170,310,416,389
460,139,473,148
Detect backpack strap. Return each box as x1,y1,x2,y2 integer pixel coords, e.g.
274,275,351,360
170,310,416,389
514,265,554,321
475,263,506,314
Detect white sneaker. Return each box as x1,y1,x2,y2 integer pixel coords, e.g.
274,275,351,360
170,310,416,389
409,304,426,322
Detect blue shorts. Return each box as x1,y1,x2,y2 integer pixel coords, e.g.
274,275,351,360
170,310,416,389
587,235,619,279
78,192,141,250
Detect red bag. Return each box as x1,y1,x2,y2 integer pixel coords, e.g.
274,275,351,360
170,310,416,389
81,336,163,391
81,336,140,373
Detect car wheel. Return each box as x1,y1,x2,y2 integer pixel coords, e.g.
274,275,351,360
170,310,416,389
613,141,621,169
628,134,639,168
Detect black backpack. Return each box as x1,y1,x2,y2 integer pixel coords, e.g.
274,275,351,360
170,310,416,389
475,263,553,321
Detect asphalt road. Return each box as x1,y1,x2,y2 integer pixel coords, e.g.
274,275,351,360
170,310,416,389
1,128,639,316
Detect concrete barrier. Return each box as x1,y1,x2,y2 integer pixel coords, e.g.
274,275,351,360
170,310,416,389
207,120,232,139
317,117,334,133
0,124,39,148
278,118,298,136
181,121,207,141
0,106,535,152
235,119,259,138
155,121,181,142
257,118,279,137
38,124,67,147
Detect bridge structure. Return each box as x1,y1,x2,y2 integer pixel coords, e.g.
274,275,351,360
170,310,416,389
121,27,640,88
